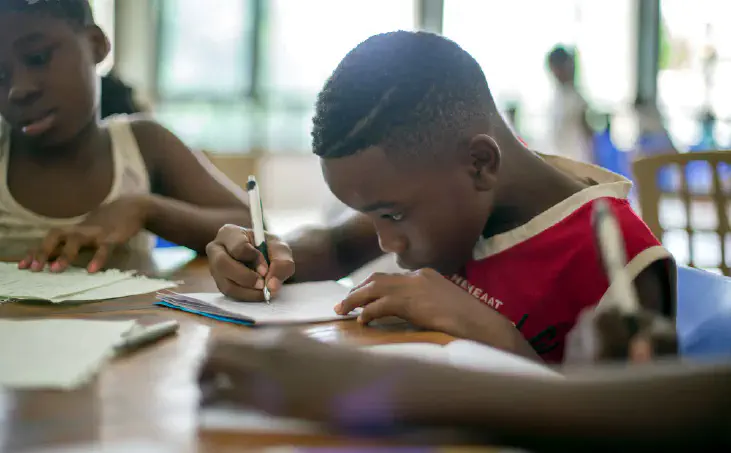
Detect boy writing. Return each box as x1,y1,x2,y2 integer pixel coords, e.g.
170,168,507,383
206,31,675,363
0,0,250,271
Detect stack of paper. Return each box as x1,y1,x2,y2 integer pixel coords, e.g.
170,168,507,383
0,319,138,389
158,281,356,325
365,341,562,378
0,262,177,303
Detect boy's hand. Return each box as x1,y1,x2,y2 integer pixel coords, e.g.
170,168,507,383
206,224,295,301
199,330,446,425
18,195,150,273
566,307,678,364
336,269,535,358
594,308,678,363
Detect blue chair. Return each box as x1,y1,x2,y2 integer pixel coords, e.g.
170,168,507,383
676,266,731,357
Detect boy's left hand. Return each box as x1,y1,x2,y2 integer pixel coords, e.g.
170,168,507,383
19,195,150,273
336,269,533,357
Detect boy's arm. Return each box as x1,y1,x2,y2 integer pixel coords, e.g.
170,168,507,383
201,333,731,450
132,119,252,253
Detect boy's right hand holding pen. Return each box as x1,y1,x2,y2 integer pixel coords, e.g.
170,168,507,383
206,175,295,302
206,224,295,302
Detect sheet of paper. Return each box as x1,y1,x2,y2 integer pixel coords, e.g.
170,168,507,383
199,406,323,435
0,319,136,389
0,262,176,303
58,275,178,302
365,341,561,379
160,281,355,325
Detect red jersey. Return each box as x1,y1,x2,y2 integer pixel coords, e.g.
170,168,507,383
450,155,674,363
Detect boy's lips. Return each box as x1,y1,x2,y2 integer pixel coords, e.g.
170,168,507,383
20,110,57,137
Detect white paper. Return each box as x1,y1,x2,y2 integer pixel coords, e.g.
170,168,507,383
0,262,135,301
199,406,323,435
0,319,137,389
0,262,177,303
365,340,561,379
160,281,355,325
59,275,178,301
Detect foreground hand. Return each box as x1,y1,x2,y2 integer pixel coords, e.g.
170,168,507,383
199,330,468,429
206,224,295,301
336,269,519,345
595,308,678,363
18,195,149,273
566,307,678,364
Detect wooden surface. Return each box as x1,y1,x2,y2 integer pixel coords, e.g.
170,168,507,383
0,251,467,453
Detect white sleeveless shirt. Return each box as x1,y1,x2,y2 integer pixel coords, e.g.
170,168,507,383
0,115,154,257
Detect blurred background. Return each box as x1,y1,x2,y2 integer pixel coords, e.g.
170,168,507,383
94,0,731,274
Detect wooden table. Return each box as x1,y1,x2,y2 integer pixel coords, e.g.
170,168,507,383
0,251,471,453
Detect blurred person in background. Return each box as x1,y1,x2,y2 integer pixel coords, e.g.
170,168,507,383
547,45,594,164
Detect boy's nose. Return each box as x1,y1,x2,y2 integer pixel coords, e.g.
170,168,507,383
376,229,407,256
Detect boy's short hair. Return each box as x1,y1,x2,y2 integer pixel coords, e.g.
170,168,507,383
0,0,94,27
312,31,496,160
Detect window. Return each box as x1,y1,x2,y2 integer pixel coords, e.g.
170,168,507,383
443,0,634,147
155,0,417,153
156,0,254,99
658,0,731,148
90,0,115,75
259,0,416,152
261,0,416,102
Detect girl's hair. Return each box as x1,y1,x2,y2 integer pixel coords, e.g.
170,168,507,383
100,73,144,119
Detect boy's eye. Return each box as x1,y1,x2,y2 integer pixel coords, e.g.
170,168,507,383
382,212,405,222
24,48,54,67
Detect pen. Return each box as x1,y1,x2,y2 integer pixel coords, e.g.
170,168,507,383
115,320,179,354
592,199,640,335
247,175,271,304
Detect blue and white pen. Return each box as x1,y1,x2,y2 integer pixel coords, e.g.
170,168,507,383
247,175,271,304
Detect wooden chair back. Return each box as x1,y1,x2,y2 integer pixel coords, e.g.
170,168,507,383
633,151,731,275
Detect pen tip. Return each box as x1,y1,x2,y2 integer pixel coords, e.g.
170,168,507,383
263,287,271,304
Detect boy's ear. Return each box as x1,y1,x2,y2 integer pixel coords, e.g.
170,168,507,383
467,134,501,191
86,26,111,65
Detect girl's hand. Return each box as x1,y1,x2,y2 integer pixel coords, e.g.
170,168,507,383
18,195,150,273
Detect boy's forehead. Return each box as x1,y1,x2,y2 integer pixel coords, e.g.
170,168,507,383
321,146,434,209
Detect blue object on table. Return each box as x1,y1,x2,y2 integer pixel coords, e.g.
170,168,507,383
155,237,178,248
156,301,253,326
676,266,731,357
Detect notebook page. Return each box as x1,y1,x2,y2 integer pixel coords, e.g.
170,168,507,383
200,406,323,435
163,281,355,324
0,263,135,301
445,340,562,378
365,343,447,364
0,319,137,389
365,341,561,379
55,275,178,302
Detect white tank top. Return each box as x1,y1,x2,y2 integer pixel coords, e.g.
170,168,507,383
0,115,153,257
